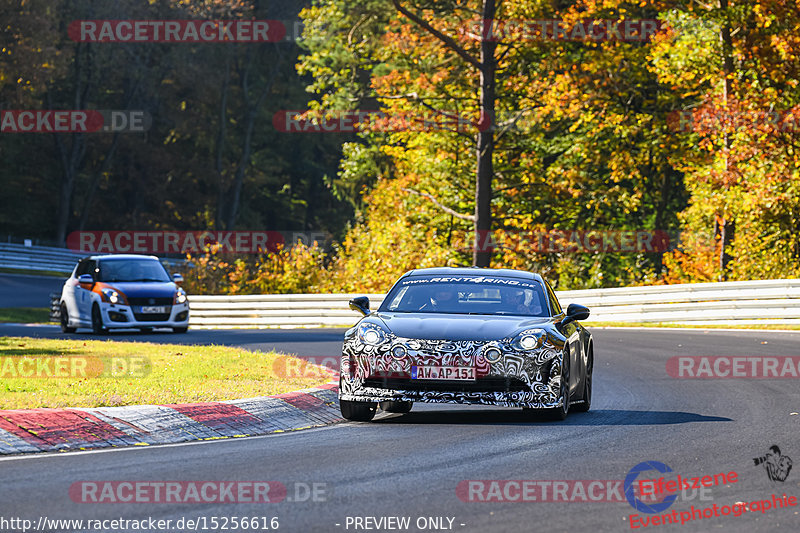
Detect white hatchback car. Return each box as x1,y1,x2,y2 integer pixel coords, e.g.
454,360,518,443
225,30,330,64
59,254,190,334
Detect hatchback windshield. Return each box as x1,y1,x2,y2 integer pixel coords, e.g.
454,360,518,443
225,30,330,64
97,259,171,283
380,275,550,316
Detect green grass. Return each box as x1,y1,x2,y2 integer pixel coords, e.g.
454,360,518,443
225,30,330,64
0,308,51,324
0,336,335,409
587,321,800,330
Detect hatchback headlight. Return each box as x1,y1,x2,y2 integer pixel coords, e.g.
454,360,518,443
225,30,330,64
101,288,126,305
175,288,187,304
513,329,546,351
357,323,388,345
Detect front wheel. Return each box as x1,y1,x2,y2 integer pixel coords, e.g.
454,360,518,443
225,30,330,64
546,350,570,420
91,304,106,335
60,303,76,333
340,399,377,421
525,350,570,421
380,400,413,413
573,349,593,413
172,326,188,334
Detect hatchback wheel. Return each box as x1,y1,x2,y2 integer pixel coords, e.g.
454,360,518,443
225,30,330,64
91,304,106,335
60,303,76,333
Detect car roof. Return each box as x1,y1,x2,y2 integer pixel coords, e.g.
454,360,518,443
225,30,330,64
83,254,162,261
400,267,543,283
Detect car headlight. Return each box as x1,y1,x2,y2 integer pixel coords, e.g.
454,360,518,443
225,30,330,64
357,323,388,345
390,344,407,359
513,329,546,351
482,346,503,363
175,288,187,304
101,288,126,305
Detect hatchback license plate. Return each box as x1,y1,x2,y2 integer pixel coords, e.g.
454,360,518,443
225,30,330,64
139,306,167,314
411,366,475,381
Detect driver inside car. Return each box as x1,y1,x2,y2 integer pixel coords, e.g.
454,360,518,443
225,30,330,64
419,288,457,312
502,288,542,315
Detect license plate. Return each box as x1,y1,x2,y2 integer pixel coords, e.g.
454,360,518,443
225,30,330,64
139,306,167,314
411,366,476,381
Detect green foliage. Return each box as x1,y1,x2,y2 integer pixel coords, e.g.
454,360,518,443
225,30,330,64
4,0,800,290
1,0,352,243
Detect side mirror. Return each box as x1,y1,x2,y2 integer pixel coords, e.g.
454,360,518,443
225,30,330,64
173,273,184,284
349,296,370,316
560,303,590,328
78,274,94,286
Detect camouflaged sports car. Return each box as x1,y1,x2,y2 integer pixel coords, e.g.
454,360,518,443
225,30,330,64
339,267,593,421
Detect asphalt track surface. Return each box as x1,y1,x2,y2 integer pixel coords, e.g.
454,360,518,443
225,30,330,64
0,273,66,308
1,325,799,533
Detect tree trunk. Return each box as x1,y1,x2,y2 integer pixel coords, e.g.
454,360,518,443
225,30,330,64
718,0,735,279
215,49,232,229
653,162,672,275
473,0,497,267
225,106,258,230
53,42,91,246
223,46,280,230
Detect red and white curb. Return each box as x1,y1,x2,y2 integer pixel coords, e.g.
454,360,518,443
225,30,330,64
0,383,340,455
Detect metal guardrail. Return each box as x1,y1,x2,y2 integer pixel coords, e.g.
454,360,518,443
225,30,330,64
188,293,384,328
1,242,187,275
557,279,800,325
0,242,86,273
186,279,800,329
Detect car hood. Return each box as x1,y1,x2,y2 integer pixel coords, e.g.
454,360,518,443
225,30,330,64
107,282,176,298
373,312,555,341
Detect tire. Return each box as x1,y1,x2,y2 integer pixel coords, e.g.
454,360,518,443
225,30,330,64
60,303,76,333
380,400,413,413
573,348,593,413
522,350,570,421
340,399,377,421
546,350,570,420
172,326,188,333
91,304,106,335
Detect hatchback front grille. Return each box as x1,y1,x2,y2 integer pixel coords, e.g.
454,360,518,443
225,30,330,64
133,311,172,322
128,297,173,306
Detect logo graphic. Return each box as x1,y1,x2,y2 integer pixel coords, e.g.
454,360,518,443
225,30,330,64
754,446,793,482
625,461,678,514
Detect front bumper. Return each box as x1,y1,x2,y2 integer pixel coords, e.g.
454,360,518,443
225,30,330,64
339,334,565,409
98,301,189,329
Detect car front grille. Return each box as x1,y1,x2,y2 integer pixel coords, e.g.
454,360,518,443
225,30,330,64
363,376,532,393
128,297,173,306
133,311,172,322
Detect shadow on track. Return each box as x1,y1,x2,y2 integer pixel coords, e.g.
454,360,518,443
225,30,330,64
372,409,732,426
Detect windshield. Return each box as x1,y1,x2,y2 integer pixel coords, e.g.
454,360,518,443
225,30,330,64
379,275,550,316
97,259,171,283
